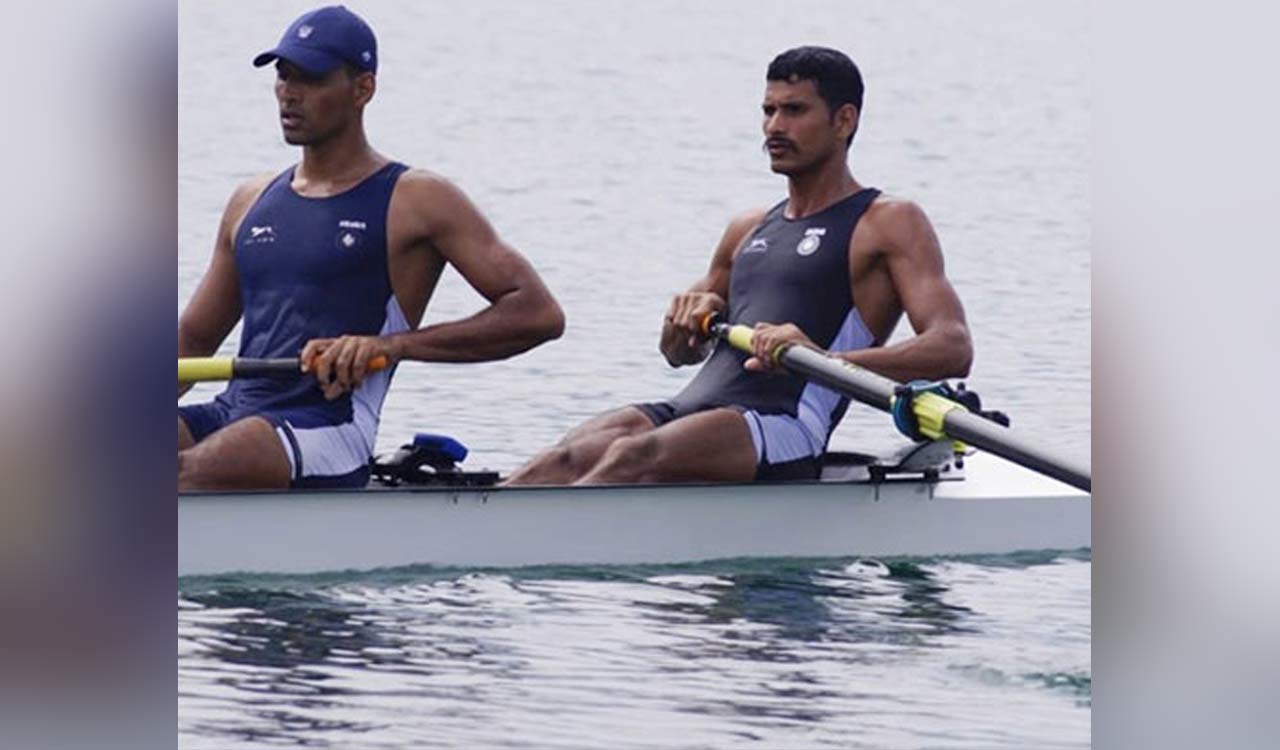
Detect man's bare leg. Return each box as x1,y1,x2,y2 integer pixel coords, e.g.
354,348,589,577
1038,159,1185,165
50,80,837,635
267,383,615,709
576,407,757,485
178,417,195,451
178,416,291,491
503,407,655,485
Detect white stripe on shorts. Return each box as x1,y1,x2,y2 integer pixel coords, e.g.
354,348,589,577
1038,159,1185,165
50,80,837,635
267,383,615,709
274,420,372,481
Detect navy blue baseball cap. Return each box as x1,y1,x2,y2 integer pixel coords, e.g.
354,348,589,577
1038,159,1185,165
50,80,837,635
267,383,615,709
253,5,377,76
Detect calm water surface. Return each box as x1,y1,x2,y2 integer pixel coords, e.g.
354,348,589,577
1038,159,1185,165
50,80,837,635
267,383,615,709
179,1,1089,746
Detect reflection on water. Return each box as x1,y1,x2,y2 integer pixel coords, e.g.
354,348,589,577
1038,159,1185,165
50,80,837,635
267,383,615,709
181,553,1089,748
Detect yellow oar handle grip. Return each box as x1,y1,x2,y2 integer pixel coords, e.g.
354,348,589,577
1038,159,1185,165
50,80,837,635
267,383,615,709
700,315,790,365
722,324,789,365
724,325,756,353
178,357,235,383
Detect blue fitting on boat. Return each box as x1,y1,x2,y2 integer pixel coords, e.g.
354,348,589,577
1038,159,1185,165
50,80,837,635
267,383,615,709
412,433,469,463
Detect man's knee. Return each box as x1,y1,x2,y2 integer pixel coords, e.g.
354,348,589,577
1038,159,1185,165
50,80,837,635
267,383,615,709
597,433,660,472
178,417,195,451
552,436,621,475
178,441,227,489
177,446,203,490
538,443,575,472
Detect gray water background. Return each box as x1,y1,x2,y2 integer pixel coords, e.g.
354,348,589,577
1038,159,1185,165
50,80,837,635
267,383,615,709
179,1,1089,747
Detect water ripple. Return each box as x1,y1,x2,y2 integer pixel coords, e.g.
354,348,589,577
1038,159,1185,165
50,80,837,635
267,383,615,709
181,553,1089,748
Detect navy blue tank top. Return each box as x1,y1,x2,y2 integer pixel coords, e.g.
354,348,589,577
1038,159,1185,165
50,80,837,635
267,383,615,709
219,161,410,421
671,188,881,443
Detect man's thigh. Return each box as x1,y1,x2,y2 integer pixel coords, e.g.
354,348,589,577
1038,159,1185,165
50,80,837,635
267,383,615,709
650,407,758,482
178,416,291,490
623,407,758,483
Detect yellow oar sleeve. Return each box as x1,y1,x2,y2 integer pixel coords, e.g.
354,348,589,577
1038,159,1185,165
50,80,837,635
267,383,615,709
897,390,966,441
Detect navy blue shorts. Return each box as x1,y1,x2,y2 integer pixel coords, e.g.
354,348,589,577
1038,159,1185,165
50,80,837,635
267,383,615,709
179,399,371,488
634,401,823,481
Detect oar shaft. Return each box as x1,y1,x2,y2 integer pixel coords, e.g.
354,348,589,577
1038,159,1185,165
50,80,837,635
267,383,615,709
178,356,388,383
779,343,897,410
707,320,1091,492
940,408,1091,491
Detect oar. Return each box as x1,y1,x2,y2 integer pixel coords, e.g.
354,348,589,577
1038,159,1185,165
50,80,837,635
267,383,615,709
178,355,388,384
702,317,1091,492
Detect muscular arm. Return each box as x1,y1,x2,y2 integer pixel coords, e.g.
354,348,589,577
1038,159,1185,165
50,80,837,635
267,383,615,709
837,200,973,382
382,173,564,363
659,209,765,366
177,178,267,396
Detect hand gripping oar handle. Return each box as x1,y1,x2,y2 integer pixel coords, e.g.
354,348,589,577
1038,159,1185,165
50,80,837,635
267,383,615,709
178,355,389,384
700,314,1091,492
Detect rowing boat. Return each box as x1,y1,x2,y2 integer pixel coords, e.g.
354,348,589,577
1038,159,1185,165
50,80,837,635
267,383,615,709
179,440,1088,576
178,320,1091,577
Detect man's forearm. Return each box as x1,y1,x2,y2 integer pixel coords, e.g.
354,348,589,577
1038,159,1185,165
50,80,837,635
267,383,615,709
388,288,564,363
834,324,972,383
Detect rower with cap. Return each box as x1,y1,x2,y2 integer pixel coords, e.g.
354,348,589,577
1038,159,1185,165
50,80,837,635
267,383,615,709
178,5,564,490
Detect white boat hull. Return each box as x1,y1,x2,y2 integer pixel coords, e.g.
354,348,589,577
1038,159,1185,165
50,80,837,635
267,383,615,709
178,453,1089,576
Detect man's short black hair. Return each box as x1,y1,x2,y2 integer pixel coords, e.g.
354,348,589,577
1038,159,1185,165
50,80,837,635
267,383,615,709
343,61,373,79
766,46,864,145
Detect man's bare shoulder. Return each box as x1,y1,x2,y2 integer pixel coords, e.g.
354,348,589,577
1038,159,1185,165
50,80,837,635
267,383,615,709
727,206,770,235
391,168,469,204
858,194,937,252
720,206,771,253
226,173,276,213
388,168,488,239
220,173,277,239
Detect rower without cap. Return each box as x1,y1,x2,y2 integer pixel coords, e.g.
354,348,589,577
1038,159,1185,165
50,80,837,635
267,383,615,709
507,46,972,486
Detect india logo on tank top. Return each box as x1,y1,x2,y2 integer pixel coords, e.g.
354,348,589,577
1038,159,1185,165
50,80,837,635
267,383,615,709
797,226,826,256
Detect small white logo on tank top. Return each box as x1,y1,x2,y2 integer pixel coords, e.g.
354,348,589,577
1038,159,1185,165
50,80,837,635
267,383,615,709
335,219,367,250
246,225,276,244
797,227,826,256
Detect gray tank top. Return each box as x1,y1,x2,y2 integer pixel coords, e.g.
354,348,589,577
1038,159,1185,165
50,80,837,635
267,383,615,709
670,187,881,444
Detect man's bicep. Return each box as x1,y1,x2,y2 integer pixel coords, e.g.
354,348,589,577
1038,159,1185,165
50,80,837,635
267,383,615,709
900,271,966,334
178,183,262,352
884,205,966,332
179,243,242,353
426,181,546,301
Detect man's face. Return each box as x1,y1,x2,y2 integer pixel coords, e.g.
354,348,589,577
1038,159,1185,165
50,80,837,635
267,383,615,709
761,78,852,175
273,60,367,145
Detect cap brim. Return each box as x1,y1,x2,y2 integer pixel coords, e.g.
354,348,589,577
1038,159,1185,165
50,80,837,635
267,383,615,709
252,44,343,77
